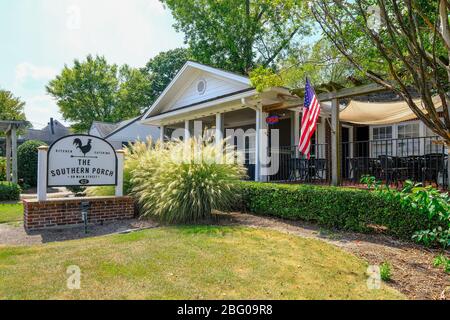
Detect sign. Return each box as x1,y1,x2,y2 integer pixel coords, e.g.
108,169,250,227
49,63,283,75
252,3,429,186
266,115,279,125
47,134,117,187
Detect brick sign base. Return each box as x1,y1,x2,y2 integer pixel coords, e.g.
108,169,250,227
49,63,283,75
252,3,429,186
23,196,135,231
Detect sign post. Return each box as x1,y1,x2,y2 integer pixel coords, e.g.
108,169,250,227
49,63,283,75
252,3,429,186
115,150,124,197
37,145,48,201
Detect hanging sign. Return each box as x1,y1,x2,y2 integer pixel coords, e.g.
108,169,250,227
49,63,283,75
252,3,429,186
265,115,280,125
47,134,117,187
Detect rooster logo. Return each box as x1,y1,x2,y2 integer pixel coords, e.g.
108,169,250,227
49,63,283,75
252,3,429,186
73,138,92,156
